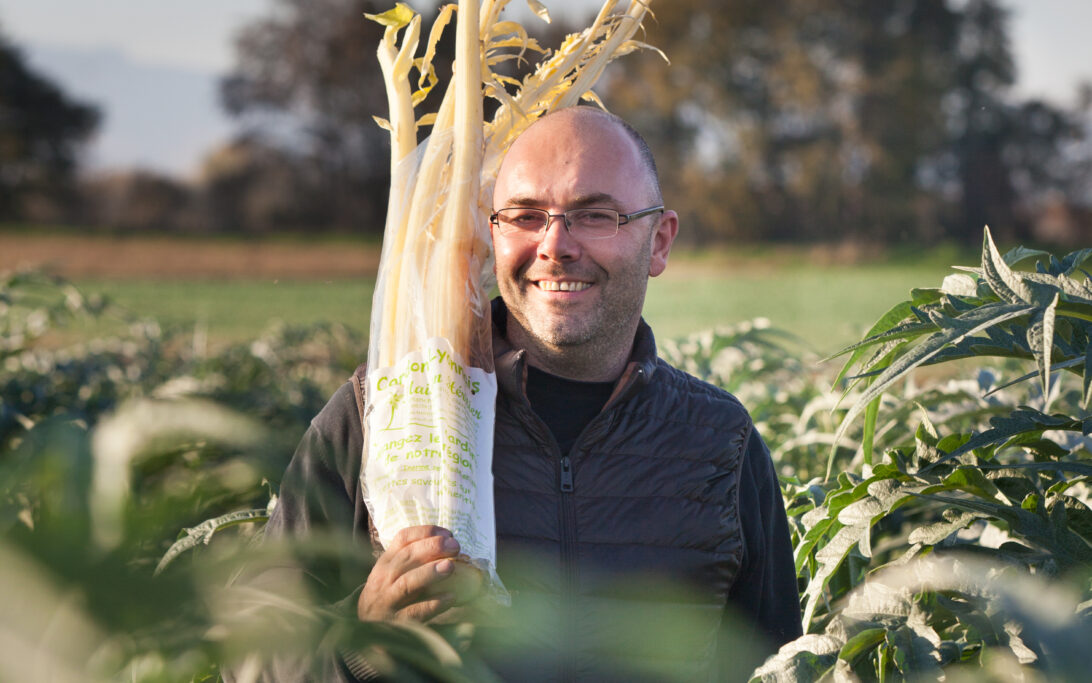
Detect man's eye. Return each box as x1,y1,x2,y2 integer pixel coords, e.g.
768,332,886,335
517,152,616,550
505,211,544,227
570,209,616,225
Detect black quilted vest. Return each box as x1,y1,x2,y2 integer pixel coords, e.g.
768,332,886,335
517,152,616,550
472,300,752,682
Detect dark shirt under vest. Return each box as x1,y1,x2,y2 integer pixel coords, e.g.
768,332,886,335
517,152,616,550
524,365,615,455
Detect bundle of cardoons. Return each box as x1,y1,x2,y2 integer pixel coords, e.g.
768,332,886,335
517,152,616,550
364,0,658,603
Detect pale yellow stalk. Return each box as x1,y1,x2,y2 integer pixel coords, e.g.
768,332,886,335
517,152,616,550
369,0,658,367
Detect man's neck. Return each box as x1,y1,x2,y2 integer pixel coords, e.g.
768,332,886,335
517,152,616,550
504,318,634,383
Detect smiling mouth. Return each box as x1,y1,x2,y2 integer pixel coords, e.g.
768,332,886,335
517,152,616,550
535,280,591,292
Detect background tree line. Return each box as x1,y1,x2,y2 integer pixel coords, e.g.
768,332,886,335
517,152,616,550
1,0,1089,245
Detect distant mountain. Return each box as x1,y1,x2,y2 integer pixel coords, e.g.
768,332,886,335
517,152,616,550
23,43,238,179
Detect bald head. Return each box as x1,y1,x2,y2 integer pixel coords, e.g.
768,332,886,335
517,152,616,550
501,106,663,205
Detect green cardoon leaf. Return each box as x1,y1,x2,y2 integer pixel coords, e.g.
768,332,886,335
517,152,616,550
861,397,880,473
944,467,1005,502
802,521,870,627
940,273,979,297
928,408,1084,468
795,516,837,574
1057,495,1092,543
983,356,1085,398
1003,245,1052,268
982,227,1033,304
844,338,908,384
800,478,931,625
155,508,270,574
924,493,1092,566
1084,343,1092,410
1026,292,1060,406
1018,438,1070,459
907,511,985,545
1022,492,1041,512
1075,272,1092,300
1056,299,1092,323
1060,247,1092,276
1021,271,1092,303
838,628,886,666
749,634,841,682
831,302,1035,473
837,497,883,550
888,622,943,677
827,301,919,372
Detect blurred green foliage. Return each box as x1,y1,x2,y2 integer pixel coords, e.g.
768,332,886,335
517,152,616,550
3,228,1092,681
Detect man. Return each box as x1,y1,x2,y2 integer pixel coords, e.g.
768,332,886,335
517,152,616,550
264,107,801,681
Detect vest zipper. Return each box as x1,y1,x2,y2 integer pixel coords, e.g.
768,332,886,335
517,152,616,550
560,455,574,492
558,453,577,681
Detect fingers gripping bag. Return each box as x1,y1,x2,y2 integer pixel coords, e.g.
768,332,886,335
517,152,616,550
362,0,659,606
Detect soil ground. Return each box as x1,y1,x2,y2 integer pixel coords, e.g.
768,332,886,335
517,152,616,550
0,233,380,279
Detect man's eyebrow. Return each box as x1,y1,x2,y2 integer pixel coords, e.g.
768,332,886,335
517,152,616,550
501,193,619,208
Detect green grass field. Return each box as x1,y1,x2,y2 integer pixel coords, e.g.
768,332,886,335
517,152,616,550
72,258,956,358
78,278,376,341
644,262,955,354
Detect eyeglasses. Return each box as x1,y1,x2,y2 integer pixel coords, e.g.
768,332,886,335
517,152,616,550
489,205,664,240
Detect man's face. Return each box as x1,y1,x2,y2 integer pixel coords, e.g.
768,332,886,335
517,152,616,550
491,112,677,375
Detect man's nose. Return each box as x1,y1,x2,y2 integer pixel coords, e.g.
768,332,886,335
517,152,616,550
537,213,580,261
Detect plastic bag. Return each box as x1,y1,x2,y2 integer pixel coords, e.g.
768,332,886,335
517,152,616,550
361,124,506,603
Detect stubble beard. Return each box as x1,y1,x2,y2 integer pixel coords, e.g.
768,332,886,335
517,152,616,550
501,239,653,375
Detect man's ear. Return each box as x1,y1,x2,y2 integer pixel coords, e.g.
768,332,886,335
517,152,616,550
648,209,679,277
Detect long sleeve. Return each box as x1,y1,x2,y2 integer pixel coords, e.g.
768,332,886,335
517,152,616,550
719,428,803,676
268,382,366,540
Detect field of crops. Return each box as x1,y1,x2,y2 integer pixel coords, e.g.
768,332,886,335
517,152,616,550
2,232,964,354
2,230,1090,681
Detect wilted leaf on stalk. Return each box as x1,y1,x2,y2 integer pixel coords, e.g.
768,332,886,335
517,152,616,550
419,4,457,88
364,2,415,28
525,0,551,22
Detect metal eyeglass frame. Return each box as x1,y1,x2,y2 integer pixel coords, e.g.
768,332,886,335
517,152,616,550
489,205,665,239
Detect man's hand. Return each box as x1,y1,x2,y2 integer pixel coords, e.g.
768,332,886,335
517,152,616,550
357,525,462,622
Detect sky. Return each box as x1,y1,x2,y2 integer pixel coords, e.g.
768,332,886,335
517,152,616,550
1,0,1089,176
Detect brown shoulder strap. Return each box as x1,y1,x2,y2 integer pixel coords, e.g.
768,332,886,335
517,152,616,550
350,362,367,428
349,362,384,553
